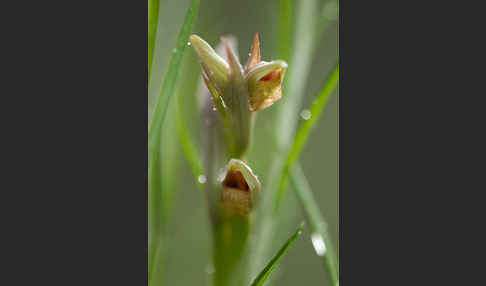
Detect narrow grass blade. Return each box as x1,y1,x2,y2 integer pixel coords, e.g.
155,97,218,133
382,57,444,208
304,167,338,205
148,0,200,155
148,0,160,78
250,223,304,286
176,95,203,187
148,0,199,283
290,164,338,286
275,63,339,210
286,62,339,168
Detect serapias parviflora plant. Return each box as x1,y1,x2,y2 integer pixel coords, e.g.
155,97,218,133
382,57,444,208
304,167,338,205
189,33,287,286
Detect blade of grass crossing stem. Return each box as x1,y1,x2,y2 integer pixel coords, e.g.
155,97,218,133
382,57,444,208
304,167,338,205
148,0,200,158
148,0,160,79
290,164,338,286
275,63,339,211
250,223,304,286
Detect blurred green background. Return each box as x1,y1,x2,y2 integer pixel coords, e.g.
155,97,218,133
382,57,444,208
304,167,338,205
149,0,338,284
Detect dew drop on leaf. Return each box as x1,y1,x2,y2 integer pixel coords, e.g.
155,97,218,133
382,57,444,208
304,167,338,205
198,174,207,184
311,233,326,256
300,109,311,120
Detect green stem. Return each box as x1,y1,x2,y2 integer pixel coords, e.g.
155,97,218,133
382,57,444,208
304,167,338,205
290,164,338,286
212,215,250,286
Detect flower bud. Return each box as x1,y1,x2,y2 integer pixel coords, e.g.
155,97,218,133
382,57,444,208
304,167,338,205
220,159,261,216
246,60,287,111
189,34,230,92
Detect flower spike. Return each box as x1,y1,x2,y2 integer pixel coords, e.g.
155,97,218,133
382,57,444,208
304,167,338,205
190,33,288,156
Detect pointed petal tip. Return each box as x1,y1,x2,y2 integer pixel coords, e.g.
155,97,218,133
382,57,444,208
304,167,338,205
221,37,243,76
245,32,261,72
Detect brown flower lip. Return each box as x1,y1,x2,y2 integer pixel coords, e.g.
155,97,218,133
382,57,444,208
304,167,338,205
219,159,261,216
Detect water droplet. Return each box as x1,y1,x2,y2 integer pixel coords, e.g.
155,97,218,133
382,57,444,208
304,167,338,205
311,233,327,256
212,107,217,111
172,48,177,53
248,53,251,57
198,175,207,184
187,42,191,46
300,109,311,120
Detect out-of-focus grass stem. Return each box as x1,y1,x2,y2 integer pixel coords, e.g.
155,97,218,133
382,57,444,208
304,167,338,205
290,164,338,286
274,63,339,211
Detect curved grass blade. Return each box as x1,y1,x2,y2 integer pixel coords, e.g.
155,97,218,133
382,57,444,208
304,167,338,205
275,62,339,211
250,223,304,286
148,0,200,156
290,164,338,286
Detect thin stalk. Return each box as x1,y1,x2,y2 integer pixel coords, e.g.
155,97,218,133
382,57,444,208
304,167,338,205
290,164,338,286
250,223,304,286
148,0,160,79
212,216,250,286
275,63,339,211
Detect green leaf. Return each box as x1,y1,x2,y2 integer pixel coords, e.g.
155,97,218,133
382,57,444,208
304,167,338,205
290,164,339,286
250,223,304,286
